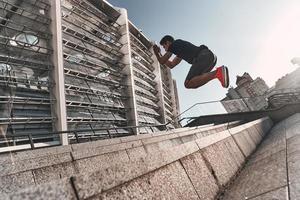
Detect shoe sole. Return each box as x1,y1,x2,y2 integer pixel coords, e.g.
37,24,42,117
222,66,229,88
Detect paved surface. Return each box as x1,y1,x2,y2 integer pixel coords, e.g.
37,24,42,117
222,113,300,200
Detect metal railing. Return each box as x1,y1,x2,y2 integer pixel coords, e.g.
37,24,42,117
1,88,300,153
174,88,300,127
0,123,170,153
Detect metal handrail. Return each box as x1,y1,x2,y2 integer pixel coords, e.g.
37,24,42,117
0,123,170,150
171,87,300,127
1,124,169,139
2,87,300,152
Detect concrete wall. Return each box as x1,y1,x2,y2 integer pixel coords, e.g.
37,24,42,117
0,118,273,199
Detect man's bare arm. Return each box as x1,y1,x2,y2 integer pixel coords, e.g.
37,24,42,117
153,44,172,65
165,56,182,69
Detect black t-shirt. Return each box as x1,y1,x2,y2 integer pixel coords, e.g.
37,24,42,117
168,39,208,64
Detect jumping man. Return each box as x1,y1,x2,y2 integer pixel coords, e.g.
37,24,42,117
153,35,229,89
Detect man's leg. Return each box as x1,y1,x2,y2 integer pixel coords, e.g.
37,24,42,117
184,70,217,89
185,66,229,89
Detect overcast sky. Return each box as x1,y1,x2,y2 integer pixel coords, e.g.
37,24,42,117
108,0,300,115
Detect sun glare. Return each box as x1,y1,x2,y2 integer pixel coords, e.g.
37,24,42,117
255,3,300,86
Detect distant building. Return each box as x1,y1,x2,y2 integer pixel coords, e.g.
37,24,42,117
267,67,300,108
221,73,269,113
273,67,300,90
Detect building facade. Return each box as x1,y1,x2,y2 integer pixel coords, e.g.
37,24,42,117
0,0,180,147
221,73,269,113
267,67,300,108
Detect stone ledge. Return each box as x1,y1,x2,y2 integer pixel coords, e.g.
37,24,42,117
0,119,269,178
0,117,273,199
0,171,35,195
6,178,76,200
0,152,73,177
196,130,231,149
0,145,72,165
0,122,230,169
72,140,143,160
71,137,122,151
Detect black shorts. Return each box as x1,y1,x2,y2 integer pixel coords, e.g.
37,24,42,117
185,48,217,81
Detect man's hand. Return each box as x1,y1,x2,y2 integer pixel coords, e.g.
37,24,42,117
152,44,172,65
153,44,161,54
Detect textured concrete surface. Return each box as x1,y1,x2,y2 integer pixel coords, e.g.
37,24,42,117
287,134,300,154
73,153,164,199
156,141,199,168
143,137,183,153
244,125,262,145
75,150,130,174
201,139,239,186
287,120,300,200
250,187,288,200
126,146,148,161
223,113,300,200
222,150,287,200
71,137,121,151
95,162,199,200
32,162,78,184
254,117,273,138
0,152,72,176
0,145,72,165
248,127,286,165
72,141,200,199
261,117,274,135
0,171,35,195
180,133,198,143
230,129,256,157
8,179,76,200
0,117,274,199
222,137,245,168
196,130,231,149
290,182,300,200
141,133,179,145
180,151,219,199
71,140,142,160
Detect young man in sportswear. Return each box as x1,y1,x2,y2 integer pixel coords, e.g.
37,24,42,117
153,35,229,89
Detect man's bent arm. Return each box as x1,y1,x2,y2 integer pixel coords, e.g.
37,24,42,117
165,56,182,69
154,51,172,65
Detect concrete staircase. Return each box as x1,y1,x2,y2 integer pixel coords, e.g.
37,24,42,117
0,118,272,199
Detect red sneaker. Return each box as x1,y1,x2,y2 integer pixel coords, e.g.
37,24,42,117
215,66,229,88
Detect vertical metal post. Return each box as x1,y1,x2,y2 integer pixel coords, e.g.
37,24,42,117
130,127,135,135
107,129,112,138
74,131,79,144
165,124,169,131
49,0,68,145
149,126,154,133
28,134,35,149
